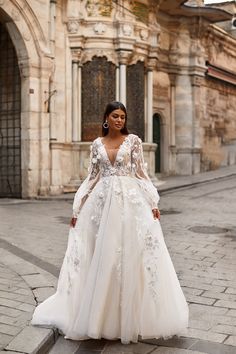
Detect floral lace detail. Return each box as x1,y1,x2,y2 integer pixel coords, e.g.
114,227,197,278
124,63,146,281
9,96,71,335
73,134,159,217
143,229,159,302
134,214,160,302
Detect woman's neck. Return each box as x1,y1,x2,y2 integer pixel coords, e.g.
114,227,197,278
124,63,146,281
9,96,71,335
106,131,124,139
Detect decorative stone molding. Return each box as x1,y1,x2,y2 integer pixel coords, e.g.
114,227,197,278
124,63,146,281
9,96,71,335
67,20,79,34
117,50,133,65
191,75,204,87
81,49,117,65
86,0,113,17
122,24,133,37
93,22,107,35
140,29,149,41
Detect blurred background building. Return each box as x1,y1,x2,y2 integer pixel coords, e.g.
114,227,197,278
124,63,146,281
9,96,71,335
0,0,236,197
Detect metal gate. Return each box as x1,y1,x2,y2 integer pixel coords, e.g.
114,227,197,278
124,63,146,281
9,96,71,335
0,23,21,197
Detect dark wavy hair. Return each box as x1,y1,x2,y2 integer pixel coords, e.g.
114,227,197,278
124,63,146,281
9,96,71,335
102,101,129,136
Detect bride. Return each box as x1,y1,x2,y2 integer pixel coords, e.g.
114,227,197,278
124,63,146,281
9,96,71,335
32,101,189,344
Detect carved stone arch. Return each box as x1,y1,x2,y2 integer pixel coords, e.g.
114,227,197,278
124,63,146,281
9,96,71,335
0,0,49,61
81,49,118,65
0,4,53,197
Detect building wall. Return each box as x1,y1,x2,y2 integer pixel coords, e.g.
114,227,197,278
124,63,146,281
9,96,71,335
0,0,236,197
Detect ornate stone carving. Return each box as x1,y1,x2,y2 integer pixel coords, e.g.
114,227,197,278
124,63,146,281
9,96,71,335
11,8,20,21
67,21,79,34
123,24,133,37
86,0,113,17
81,49,117,65
140,29,149,41
93,22,107,35
22,31,31,42
117,50,133,65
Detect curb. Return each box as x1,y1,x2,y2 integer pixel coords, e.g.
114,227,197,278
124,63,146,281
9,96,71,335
0,249,58,354
3,326,58,354
34,166,236,202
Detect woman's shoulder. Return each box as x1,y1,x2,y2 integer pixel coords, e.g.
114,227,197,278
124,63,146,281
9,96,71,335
128,134,142,144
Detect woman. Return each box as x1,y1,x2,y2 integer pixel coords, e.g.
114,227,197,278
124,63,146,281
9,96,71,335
32,101,189,344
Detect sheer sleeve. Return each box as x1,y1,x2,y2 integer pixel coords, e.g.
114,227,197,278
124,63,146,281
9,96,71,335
72,140,100,217
131,135,160,209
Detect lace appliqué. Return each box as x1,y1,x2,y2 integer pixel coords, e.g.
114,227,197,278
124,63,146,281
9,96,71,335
143,230,159,302
135,215,160,302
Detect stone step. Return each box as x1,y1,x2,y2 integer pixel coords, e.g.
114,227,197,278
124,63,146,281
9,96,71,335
48,335,80,354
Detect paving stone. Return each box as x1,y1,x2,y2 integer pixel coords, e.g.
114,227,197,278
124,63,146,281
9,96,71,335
0,323,21,336
13,288,33,296
214,300,236,309
180,280,226,293
182,288,204,296
6,326,54,353
224,336,236,346
185,328,227,343
214,315,236,326
0,298,22,309
0,306,24,318
225,288,236,295
33,286,55,303
103,341,156,353
17,303,35,313
189,319,212,331
212,324,236,335
189,304,228,318
227,310,236,317
202,291,236,302
152,348,206,354
186,295,215,306
213,280,236,288
190,340,236,354
0,333,13,347
13,294,35,305
22,273,56,289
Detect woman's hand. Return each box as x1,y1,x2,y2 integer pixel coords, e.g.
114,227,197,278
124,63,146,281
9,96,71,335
70,217,77,228
152,208,160,220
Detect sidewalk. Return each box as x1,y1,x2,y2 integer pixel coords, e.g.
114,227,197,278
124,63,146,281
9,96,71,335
0,165,236,354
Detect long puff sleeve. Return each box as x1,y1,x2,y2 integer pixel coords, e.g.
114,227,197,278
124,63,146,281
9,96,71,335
131,135,160,209
72,140,100,217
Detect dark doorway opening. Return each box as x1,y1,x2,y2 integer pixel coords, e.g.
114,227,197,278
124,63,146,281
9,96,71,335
0,22,21,197
153,113,161,173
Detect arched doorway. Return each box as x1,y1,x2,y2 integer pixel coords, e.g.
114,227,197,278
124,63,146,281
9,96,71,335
153,113,161,173
0,22,21,197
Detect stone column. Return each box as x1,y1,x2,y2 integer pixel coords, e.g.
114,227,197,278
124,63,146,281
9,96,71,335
116,66,120,101
117,51,131,106
146,69,153,143
146,58,157,143
191,75,203,174
119,64,126,105
169,74,177,173
72,60,79,142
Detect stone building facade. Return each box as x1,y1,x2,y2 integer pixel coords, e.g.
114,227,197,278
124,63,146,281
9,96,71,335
0,0,235,198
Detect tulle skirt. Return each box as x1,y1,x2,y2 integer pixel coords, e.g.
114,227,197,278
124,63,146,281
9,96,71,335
31,176,188,344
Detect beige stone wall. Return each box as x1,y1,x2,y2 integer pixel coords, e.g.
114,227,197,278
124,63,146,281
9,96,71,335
200,79,236,170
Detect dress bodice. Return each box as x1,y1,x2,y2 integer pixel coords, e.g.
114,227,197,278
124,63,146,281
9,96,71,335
72,134,160,217
90,135,138,179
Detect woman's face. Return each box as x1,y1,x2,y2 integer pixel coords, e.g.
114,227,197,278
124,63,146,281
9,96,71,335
106,108,126,132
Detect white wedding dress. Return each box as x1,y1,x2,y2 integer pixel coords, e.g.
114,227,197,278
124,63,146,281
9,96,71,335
32,134,189,344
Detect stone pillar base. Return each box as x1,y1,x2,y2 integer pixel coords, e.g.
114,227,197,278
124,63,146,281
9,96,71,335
176,148,201,175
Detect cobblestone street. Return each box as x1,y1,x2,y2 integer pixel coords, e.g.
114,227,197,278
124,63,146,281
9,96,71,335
0,174,236,353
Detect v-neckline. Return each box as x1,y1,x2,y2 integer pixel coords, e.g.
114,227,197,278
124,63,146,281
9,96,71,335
100,135,129,167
